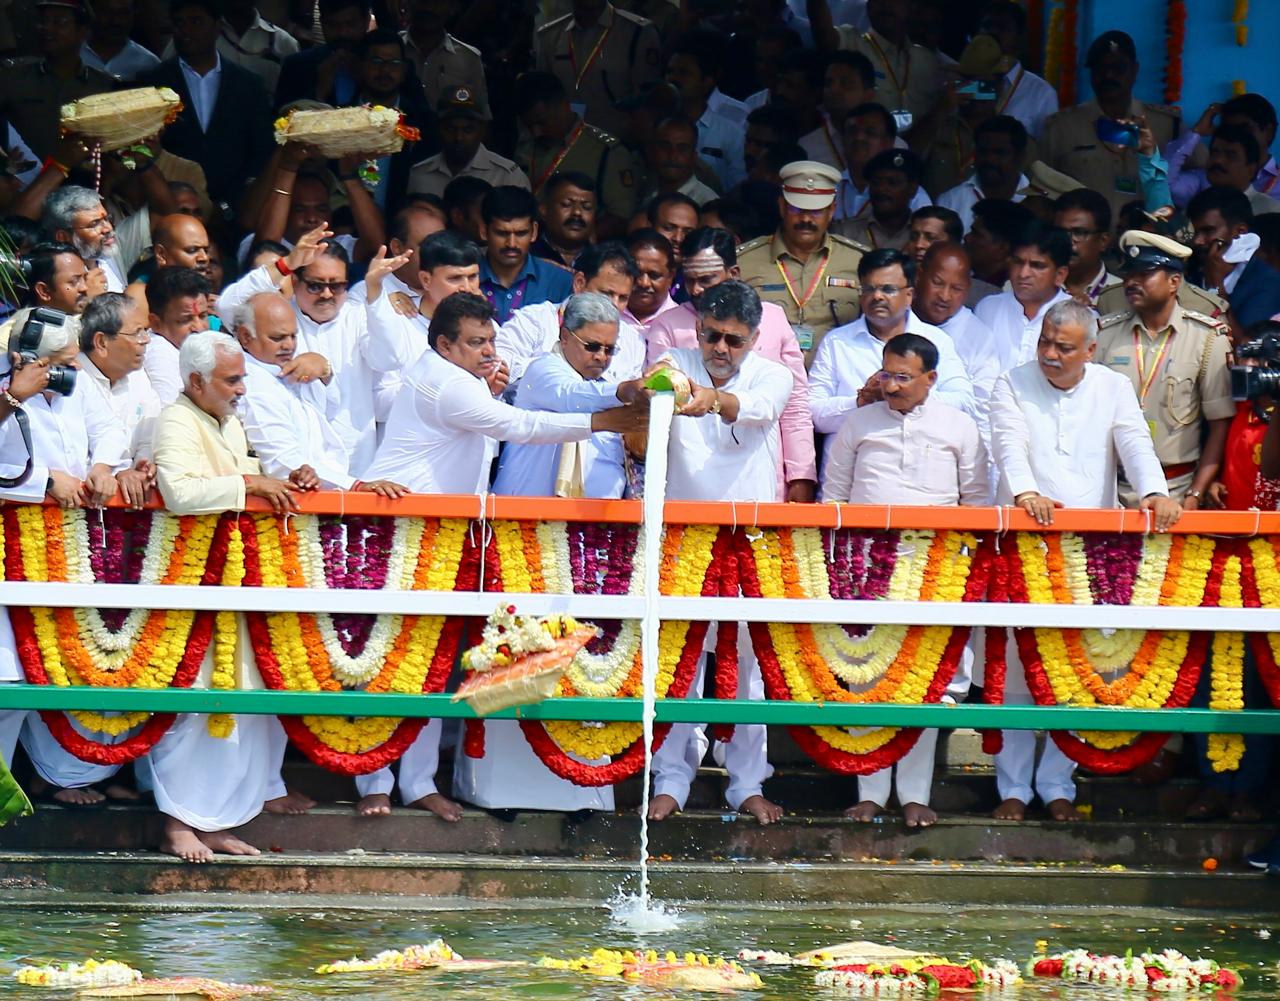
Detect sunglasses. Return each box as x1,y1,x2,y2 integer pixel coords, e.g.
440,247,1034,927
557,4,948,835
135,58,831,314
567,326,617,356
303,280,349,295
699,328,750,349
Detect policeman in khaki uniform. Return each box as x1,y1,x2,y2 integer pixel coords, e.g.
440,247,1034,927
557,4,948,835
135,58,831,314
535,1,662,141
1096,232,1235,508
737,160,867,365
1040,31,1180,225
409,87,530,199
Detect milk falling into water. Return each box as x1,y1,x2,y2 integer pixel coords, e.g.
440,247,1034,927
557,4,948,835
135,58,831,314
610,392,680,934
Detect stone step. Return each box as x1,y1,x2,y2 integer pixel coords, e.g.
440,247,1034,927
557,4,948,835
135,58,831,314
0,850,1265,910
0,803,1267,867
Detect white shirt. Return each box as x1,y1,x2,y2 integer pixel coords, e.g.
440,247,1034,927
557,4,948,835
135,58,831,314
364,284,432,374
349,269,420,312
492,352,626,499
696,103,746,191
179,52,223,133
973,287,1072,374
834,175,930,221
77,354,163,462
808,312,976,434
0,373,131,504
936,173,1029,233
660,347,792,503
98,257,126,294
999,62,1058,139
239,353,354,489
496,299,645,384
80,38,161,81
235,231,356,268
990,361,1167,507
362,348,593,494
143,334,184,404
821,396,990,506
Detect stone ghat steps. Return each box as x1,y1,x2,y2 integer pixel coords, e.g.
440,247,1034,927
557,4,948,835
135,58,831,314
0,804,1267,868
0,850,1266,910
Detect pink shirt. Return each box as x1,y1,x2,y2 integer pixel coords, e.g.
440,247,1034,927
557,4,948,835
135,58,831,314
623,294,681,337
647,300,817,495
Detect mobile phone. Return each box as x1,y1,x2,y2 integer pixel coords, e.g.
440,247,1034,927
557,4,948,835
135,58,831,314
956,79,998,100
1095,117,1140,148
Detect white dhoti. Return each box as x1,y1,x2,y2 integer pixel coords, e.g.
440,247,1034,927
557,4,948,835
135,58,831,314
149,713,286,832
0,614,29,768
992,640,1076,805
652,622,772,811
20,712,122,789
453,719,615,811
0,709,25,768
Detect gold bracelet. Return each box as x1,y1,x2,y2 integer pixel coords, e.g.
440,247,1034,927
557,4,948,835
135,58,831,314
2,390,22,409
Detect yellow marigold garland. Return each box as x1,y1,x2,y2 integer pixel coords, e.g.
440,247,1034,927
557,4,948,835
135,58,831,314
1208,555,1246,771
208,517,245,738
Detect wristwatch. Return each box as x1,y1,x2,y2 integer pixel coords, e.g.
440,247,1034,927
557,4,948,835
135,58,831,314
709,391,722,416
1186,489,1203,500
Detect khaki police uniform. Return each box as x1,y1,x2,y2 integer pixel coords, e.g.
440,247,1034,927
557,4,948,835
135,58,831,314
831,213,910,251
1040,98,1180,223
836,27,940,131
0,58,115,159
737,230,867,363
1096,277,1229,320
526,121,638,223
402,31,488,108
409,145,530,198
1097,302,1235,504
535,3,661,141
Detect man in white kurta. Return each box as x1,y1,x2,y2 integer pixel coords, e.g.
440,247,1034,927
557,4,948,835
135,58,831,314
822,332,989,827
988,299,1178,823
143,266,214,404
648,280,793,825
150,331,307,862
358,292,646,820
457,292,648,812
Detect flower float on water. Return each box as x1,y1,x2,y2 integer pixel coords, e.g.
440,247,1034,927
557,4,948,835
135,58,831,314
316,941,456,973
539,948,763,990
1027,949,1241,991
815,958,1021,995
78,978,271,999
13,959,142,987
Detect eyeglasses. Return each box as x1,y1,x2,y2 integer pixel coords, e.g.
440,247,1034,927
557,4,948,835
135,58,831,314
78,215,112,232
699,328,750,349
876,369,919,386
112,329,152,344
862,284,909,297
1065,228,1103,240
365,56,406,67
567,326,617,356
303,280,349,295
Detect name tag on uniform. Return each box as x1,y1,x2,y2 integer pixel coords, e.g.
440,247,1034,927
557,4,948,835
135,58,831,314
795,324,815,351
827,277,858,289
1072,144,1098,152
700,146,724,160
892,110,913,132
759,283,786,292
1109,355,1132,365
1116,175,1139,194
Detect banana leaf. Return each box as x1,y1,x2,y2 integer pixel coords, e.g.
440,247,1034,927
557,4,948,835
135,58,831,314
0,753,33,825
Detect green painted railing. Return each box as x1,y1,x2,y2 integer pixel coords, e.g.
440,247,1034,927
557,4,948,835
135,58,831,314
3,685,1279,734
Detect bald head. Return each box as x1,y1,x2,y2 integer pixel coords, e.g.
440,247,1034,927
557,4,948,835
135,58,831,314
390,205,447,288
914,242,972,326
234,292,298,368
153,214,212,277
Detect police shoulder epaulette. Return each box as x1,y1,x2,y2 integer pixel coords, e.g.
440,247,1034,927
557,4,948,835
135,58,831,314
1098,310,1129,326
830,232,871,253
537,12,574,33
1183,308,1230,331
584,125,620,146
613,7,653,27
735,235,770,255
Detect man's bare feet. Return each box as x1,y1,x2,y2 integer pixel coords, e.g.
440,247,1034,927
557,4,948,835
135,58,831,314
993,798,1027,821
740,794,784,825
1228,793,1262,823
843,800,883,822
357,793,392,817
102,782,142,802
1046,798,1080,822
647,794,680,821
161,817,213,863
200,830,262,855
263,789,316,815
52,786,106,806
902,802,937,828
406,792,463,822
1184,787,1229,821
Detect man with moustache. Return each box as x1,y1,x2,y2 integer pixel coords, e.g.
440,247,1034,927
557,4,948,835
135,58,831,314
1186,186,1253,301
531,172,599,269
937,116,1031,233
643,117,718,206
737,160,867,361
1095,232,1234,508
144,267,213,404
408,86,529,199
1052,189,1120,309
646,227,816,502
834,149,922,251
1202,124,1280,216
125,214,214,304
800,52,878,173
623,228,678,334
904,208,964,266
478,186,573,325
1168,93,1279,208
832,103,926,223
348,205,445,312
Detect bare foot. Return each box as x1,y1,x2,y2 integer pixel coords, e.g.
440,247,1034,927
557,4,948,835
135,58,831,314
357,793,392,817
200,830,261,856
843,800,883,822
993,798,1027,821
739,794,784,825
161,817,213,863
647,794,680,821
406,792,462,822
1046,798,1080,822
902,802,937,828
1184,787,1229,821
263,789,316,815
102,782,142,802
1228,794,1262,823
52,786,106,806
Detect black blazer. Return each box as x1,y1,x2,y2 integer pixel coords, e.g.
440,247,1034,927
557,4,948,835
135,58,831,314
142,58,275,210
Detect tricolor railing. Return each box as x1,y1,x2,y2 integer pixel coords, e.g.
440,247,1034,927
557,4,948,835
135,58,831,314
0,495,1277,783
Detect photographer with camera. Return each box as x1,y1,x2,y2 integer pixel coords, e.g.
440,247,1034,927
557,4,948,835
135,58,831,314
1250,322,1280,488
0,243,91,347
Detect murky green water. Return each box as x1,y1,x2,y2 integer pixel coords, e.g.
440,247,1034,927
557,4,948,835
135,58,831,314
0,904,1277,999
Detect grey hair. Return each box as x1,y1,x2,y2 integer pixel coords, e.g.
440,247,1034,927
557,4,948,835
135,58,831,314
1043,299,1099,345
696,279,762,333
78,292,132,353
40,186,103,237
231,300,256,337
180,330,241,384
7,307,79,358
561,291,619,333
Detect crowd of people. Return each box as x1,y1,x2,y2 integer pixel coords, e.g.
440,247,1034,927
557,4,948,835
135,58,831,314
0,0,1276,864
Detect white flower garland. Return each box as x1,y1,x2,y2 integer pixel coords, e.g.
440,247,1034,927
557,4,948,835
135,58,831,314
318,613,402,688
15,960,142,987
564,620,641,698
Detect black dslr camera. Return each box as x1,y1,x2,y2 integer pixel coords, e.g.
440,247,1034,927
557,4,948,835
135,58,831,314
14,307,76,396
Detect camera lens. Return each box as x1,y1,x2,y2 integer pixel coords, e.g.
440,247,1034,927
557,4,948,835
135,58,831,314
44,366,76,396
